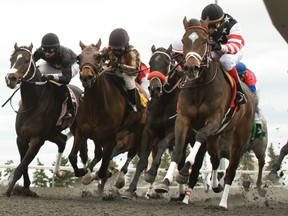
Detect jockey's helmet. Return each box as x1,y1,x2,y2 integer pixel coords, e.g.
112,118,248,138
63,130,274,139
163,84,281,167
201,4,224,23
109,28,130,49
236,62,247,75
172,39,183,54
41,33,60,49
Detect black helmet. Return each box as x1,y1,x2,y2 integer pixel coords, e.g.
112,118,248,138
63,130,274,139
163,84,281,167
201,4,224,23
109,28,130,49
41,33,60,49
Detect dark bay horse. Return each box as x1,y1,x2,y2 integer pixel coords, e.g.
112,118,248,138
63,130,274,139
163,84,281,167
68,39,146,193
155,18,255,209
122,45,206,200
4,43,83,197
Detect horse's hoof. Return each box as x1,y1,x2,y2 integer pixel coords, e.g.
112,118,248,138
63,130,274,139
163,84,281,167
121,190,134,200
267,171,278,182
257,188,267,197
175,173,188,184
114,180,125,189
212,184,223,193
82,173,95,185
144,172,156,183
75,168,87,177
55,170,66,178
154,179,169,194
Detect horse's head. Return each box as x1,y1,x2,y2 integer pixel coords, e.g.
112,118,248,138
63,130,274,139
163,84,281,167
147,45,172,99
5,43,37,89
182,17,210,80
78,39,103,88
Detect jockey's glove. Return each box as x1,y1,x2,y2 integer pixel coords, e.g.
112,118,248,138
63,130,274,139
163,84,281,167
209,40,222,51
41,75,54,82
108,61,120,68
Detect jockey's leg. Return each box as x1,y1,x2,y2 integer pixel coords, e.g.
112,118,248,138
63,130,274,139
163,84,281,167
123,73,138,112
58,85,74,119
228,67,247,105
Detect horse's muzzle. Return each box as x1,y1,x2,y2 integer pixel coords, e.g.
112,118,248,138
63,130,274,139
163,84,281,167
185,65,200,80
5,73,19,89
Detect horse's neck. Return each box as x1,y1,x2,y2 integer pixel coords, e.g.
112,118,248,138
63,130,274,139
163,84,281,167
20,81,55,110
84,78,115,109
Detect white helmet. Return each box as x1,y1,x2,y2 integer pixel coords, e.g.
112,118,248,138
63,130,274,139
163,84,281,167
171,39,183,54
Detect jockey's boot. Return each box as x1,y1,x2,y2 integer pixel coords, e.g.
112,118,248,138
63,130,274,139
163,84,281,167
58,85,75,120
235,82,247,105
127,88,137,113
255,123,263,136
228,67,247,105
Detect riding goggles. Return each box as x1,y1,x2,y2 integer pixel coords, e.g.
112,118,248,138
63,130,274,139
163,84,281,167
208,21,223,30
41,47,56,54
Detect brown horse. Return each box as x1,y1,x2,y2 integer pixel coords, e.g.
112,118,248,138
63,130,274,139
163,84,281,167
155,17,255,209
4,43,83,197
68,39,146,193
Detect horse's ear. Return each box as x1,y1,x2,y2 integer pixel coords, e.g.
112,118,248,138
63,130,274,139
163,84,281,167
183,16,189,29
167,44,173,54
151,45,156,53
96,38,101,50
28,43,33,51
79,41,86,50
14,42,19,50
201,17,210,29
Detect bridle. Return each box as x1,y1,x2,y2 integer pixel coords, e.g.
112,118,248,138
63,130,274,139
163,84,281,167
184,25,211,68
10,47,37,82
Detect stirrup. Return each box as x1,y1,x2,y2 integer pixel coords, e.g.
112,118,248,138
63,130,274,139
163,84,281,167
63,111,73,120
235,92,247,105
256,124,263,136
131,105,137,113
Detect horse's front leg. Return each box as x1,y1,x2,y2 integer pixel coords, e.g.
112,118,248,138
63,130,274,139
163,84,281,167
155,114,189,193
145,132,174,183
6,137,44,197
49,133,67,177
68,134,88,177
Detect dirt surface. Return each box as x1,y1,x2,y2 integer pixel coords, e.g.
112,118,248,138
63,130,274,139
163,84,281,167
1,183,288,216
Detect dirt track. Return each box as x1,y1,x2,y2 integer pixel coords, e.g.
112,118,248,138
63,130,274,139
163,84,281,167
1,183,288,216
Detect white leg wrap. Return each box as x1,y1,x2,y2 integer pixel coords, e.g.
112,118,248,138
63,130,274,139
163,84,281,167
164,161,177,183
182,188,192,204
219,184,231,209
53,152,63,173
211,170,219,188
185,141,201,165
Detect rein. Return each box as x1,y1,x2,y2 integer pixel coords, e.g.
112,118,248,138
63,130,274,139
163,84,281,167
179,64,218,89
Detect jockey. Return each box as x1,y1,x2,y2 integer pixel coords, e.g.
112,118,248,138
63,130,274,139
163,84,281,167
201,3,246,105
102,28,141,112
236,62,263,136
33,33,79,120
135,62,150,99
171,39,185,72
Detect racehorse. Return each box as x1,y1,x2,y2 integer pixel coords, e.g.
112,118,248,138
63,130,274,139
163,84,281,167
268,139,288,181
68,39,146,193
122,45,206,200
4,43,83,197
155,17,255,209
